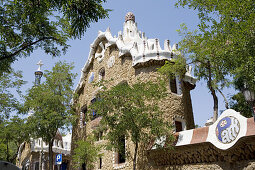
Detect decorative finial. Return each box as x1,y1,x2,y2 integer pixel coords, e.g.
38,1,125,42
37,60,43,71
125,12,135,22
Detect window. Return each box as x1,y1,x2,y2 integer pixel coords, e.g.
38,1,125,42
175,121,183,132
98,67,105,81
34,162,39,170
99,157,102,169
170,77,177,94
80,106,87,128
174,118,186,132
91,98,100,120
116,136,125,164
82,163,86,170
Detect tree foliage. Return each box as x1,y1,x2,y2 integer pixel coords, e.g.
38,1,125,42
229,77,254,118
177,0,255,90
0,116,29,164
165,0,255,121
175,24,228,121
73,135,103,170
24,61,77,170
0,70,28,163
229,92,252,118
0,0,110,74
0,70,25,120
90,80,174,170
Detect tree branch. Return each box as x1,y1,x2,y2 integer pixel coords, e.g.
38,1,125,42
216,87,229,109
0,37,57,61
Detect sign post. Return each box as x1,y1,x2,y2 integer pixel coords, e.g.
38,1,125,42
56,154,62,170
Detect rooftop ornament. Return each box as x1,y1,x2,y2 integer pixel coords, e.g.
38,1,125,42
125,12,135,22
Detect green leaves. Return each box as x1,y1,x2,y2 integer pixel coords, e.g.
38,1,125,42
176,0,255,91
0,0,110,74
0,116,29,163
73,135,103,169
230,92,252,118
0,70,26,119
24,61,77,143
173,0,255,120
89,79,173,165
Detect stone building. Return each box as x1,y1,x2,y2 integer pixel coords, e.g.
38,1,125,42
16,132,72,170
72,12,196,169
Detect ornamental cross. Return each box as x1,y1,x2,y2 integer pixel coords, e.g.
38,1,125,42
37,60,44,71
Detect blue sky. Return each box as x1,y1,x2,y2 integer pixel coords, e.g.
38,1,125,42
12,0,235,126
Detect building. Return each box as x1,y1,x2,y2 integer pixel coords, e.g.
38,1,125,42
16,132,72,170
72,12,196,169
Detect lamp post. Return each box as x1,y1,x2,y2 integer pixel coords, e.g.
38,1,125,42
242,86,255,122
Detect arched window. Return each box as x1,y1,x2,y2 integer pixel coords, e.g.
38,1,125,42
91,98,99,120
98,67,105,81
80,106,87,128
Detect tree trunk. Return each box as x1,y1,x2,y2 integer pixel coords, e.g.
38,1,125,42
208,62,219,122
39,140,43,170
217,88,229,109
48,139,54,170
211,88,218,122
133,142,138,170
6,138,9,162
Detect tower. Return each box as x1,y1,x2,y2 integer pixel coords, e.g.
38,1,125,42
72,12,196,169
34,60,43,86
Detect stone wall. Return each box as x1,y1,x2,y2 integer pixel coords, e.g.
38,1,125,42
16,142,31,168
150,161,255,170
148,136,255,170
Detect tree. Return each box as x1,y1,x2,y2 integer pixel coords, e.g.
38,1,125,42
0,116,30,164
0,70,28,164
72,135,103,170
162,0,255,121
24,61,77,170
90,80,174,170
229,77,253,118
167,23,230,122
175,0,255,90
229,92,252,118
0,0,110,74
0,70,25,120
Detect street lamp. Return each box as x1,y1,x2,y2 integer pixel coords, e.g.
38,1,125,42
242,86,255,122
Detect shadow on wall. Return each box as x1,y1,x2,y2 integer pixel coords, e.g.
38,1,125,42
0,161,20,170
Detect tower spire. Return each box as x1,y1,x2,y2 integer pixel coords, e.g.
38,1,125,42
35,60,43,86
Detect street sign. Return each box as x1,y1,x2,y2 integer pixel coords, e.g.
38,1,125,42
56,154,62,165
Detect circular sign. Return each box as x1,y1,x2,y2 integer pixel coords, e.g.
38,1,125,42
215,116,240,144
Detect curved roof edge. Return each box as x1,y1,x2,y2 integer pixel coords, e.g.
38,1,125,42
75,27,181,93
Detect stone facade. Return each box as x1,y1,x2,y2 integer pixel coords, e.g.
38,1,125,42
71,12,196,170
